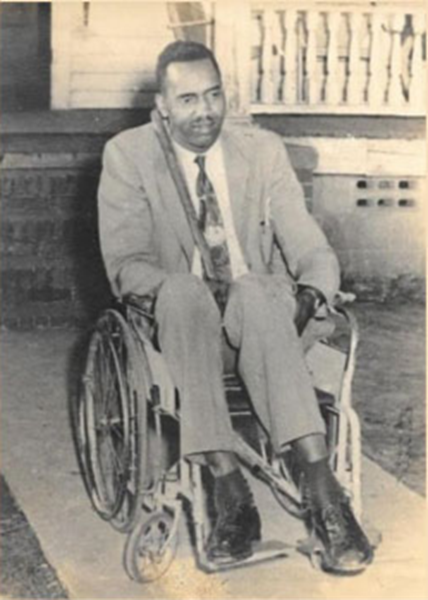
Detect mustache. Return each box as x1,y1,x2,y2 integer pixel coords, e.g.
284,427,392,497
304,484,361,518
192,116,217,126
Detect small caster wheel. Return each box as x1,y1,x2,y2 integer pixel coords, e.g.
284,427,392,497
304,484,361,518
124,510,178,583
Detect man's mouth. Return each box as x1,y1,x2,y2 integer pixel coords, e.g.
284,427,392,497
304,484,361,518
192,121,216,133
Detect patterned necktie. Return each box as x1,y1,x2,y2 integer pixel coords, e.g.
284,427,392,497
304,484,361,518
195,155,232,310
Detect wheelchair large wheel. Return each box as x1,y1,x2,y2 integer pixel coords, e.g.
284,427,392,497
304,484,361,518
77,309,151,532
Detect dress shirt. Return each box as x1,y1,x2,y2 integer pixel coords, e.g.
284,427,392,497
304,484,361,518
173,137,249,280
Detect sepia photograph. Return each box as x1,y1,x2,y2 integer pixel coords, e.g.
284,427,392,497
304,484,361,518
0,0,426,598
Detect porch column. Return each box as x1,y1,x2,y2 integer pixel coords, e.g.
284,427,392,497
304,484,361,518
214,0,252,123
51,3,83,109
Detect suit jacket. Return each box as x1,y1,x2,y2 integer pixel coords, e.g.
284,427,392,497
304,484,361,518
98,122,340,304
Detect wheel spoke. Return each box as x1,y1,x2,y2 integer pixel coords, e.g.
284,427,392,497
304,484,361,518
77,310,147,532
126,513,176,582
102,340,116,415
105,433,126,476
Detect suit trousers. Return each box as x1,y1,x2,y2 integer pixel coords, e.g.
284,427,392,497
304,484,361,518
154,273,326,458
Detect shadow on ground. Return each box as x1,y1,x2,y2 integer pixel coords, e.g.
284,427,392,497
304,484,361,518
0,475,68,598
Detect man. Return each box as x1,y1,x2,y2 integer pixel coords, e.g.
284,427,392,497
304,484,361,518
98,40,373,575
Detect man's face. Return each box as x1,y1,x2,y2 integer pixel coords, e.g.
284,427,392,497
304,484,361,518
156,58,226,153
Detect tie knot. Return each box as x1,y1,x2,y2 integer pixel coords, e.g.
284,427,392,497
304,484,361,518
195,155,206,170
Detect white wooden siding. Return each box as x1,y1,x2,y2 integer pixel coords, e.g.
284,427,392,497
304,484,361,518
51,3,174,109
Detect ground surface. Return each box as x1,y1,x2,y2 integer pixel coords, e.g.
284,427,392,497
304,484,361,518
352,302,425,495
0,300,425,598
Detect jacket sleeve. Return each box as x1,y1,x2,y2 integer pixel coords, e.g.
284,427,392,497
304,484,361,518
98,135,168,298
265,134,340,304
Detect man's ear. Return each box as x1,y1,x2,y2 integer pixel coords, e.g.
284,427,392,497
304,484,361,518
155,93,168,119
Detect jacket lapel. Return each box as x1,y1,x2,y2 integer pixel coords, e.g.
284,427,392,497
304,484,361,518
221,129,251,255
153,139,194,267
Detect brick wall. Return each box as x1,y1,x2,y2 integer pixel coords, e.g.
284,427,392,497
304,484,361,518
1,154,110,328
1,112,131,328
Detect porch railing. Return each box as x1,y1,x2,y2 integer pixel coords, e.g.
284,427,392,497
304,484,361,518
249,2,426,115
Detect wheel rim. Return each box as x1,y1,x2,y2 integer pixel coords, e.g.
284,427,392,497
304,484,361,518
77,310,148,528
128,512,177,582
87,323,130,517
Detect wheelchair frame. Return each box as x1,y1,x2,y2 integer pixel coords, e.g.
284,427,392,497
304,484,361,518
75,293,362,582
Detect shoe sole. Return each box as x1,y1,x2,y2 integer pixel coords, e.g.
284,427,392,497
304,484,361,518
319,553,373,577
207,545,254,565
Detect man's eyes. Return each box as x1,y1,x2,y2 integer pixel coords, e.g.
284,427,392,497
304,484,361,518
181,95,196,105
179,89,222,105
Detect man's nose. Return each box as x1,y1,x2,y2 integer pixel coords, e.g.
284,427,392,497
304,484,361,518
195,96,213,117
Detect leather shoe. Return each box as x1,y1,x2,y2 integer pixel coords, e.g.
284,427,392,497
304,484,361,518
310,495,374,575
206,502,261,563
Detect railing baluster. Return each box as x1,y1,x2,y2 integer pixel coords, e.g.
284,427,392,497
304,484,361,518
387,12,406,106
367,12,388,107
284,9,298,104
272,9,284,102
260,8,276,103
408,12,426,110
325,11,341,105
306,10,318,104
277,11,286,101
347,12,363,104
251,12,263,102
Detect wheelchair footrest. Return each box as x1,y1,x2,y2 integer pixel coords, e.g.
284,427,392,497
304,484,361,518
296,518,382,574
200,540,291,573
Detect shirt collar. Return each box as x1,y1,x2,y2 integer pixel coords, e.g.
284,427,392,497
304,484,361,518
172,136,222,169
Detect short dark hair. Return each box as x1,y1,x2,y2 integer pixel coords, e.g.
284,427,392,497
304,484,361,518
156,41,221,92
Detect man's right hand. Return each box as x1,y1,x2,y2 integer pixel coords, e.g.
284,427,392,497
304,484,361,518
294,286,325,336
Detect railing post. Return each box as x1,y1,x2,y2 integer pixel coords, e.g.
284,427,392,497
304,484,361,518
347,12,363,105
215,0,252,121
283,9,298,104
387,13,406,107
325,11,341,105
306,10,319,104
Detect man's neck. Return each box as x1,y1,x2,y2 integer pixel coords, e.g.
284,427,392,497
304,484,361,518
173,137,221,160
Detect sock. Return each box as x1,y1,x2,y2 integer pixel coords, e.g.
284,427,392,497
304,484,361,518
214,469,253,510
300,457,343,510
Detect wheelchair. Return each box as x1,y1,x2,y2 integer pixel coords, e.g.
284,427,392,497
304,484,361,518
74,288,363,583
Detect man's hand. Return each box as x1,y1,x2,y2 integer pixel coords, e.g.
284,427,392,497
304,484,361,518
294,285,326,336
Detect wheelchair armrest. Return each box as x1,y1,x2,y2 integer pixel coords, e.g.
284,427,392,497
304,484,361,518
121,293,155,320
119,294,156,347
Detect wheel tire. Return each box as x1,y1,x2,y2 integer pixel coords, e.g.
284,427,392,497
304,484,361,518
76,309,150,532
124,511,178,583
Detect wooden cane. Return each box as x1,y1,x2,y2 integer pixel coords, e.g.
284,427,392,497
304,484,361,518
151,109,216,280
